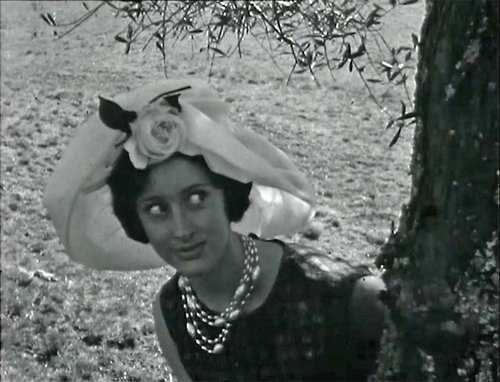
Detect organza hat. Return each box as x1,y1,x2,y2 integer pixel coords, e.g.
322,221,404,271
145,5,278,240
43,79,315,270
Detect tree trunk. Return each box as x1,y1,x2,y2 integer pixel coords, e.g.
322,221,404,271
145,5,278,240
375,1,498,381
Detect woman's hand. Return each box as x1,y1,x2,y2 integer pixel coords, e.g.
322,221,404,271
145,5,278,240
346,275,387,380
348,275,388,340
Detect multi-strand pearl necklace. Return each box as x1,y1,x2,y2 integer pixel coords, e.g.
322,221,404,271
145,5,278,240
178,235,260,354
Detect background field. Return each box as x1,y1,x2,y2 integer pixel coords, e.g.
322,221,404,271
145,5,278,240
1,1,424,380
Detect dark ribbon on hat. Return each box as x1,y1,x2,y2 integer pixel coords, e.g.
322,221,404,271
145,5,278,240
98,96,137,136
147,85,191,106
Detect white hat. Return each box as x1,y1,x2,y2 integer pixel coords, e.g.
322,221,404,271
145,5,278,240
43,79,315,270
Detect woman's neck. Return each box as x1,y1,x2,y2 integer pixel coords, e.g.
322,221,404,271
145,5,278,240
187,231,245,312
185,235,285,314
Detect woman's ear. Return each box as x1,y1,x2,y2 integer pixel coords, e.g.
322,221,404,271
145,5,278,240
348,275,388,340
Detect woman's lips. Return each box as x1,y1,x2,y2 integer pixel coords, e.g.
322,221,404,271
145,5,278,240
175,241,205,260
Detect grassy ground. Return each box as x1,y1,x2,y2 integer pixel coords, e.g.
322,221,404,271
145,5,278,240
1,1,424,381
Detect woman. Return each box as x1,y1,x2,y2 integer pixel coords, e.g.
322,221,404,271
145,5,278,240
44,79,386,381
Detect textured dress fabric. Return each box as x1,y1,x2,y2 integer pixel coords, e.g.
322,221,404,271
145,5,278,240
156,242,381,381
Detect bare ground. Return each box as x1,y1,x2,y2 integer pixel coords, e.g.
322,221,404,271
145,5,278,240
1,1,424,381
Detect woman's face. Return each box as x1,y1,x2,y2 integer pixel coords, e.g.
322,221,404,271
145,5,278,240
136,155,232,277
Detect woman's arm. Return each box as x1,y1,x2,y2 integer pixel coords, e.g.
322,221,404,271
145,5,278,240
152,297,193,382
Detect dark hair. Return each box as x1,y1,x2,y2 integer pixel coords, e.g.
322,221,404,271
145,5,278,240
107,152,252,243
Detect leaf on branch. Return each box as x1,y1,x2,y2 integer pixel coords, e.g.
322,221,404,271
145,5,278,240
395,45,413,54
400,100,406,116
40,13,56,27
47,13,56,26
344,43,351,58
366,78,382,83
156,41,165,58
126,9,137,23
349,43,366,59
189,29,204,34
380,61,393,70
207,29,216,41
338,57,348,69
126,25,133,40
214,13,231,26
301,33,324,40
389,69,401,81
405,50,412,61
389,124,403,147
210,46,226,56
397,111,417,120
349,59,353,72
400,0,420,5
407,118,417,126
344,6,357,16
365,9,381,27
331,32,356,38
300,40,311,49
411,33,419,49
395,73,408,85
114,35,128,43
386,119,395,129
82,1,89,11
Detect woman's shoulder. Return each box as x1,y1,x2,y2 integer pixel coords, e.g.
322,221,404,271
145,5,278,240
279,240,372,287
280,240,387,339
156,272,181,310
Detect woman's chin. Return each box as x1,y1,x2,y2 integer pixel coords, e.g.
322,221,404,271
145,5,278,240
172,254,213,278
159,241,224,278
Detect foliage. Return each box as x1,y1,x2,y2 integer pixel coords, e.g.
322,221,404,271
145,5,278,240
41,0,420,144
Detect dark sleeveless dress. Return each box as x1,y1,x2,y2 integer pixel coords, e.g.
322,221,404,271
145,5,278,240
156,242,381,381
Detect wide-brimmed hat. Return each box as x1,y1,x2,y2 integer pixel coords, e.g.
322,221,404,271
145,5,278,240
43,79,315,270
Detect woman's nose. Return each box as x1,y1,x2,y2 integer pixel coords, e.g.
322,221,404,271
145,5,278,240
171,207,194,240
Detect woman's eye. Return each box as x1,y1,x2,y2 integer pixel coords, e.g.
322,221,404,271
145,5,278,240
188,191,207,206
147,204,166,216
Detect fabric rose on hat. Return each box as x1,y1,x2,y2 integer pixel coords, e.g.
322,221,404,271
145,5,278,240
124,101,187,169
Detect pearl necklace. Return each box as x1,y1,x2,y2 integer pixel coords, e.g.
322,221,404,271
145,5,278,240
178,235,260,354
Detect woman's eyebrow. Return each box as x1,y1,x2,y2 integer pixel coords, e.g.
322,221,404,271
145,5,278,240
137,195,163,205
181,183,212,194
137,183,212,204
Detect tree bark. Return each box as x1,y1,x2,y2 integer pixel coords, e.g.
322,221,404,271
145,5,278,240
375,0,498,381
